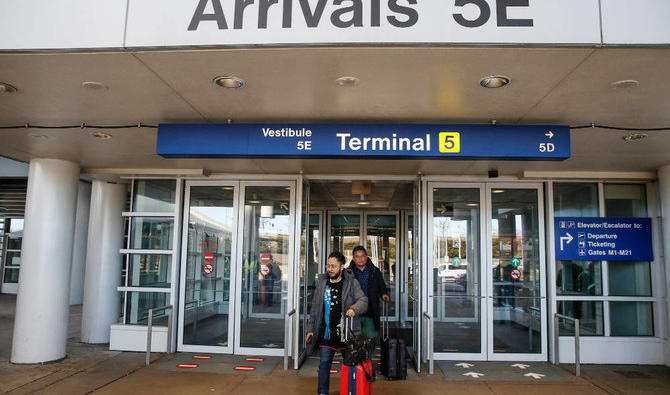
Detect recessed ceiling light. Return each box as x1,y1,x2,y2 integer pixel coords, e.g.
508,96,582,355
466,203,479,207
492,190,505,194
610,80,639,89
29,133,49,140
221,186,234,190
480,75,511,89
335,76,360,87
91,132,112,140
214,76,245,89
357,201,370,205
81,81,109,91
623,133,648,142
248,200,262,204
0,82,17,94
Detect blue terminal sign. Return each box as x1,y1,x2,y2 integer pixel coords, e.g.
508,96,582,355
554,217,654,261
157,124,570,160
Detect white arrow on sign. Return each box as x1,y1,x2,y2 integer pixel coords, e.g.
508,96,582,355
511,363,530,370
545,131,554,139
463,372,485,378
559,232,574,251
525,373,545,379
455,363,474,368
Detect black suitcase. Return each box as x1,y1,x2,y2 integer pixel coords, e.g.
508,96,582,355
380,301,407,380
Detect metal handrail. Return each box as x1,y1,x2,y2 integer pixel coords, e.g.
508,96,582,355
146,305,173,366
284,308,296,370
554,313,580,377
423,312,434,375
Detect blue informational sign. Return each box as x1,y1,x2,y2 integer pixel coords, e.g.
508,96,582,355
156,124,570,160
554,217,653,261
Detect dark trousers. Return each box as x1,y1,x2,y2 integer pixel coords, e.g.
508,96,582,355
318,347,338,394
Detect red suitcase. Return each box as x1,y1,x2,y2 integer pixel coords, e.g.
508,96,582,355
340,360,374,395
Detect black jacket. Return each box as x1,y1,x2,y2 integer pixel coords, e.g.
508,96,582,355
349,258,388,329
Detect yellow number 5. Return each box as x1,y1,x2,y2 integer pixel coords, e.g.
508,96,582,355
439,132,461,153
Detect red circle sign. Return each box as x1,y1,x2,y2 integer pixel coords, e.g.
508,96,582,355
204,253,214,263
260,264,270,277
203,263,214,275
260,254,271,264
511,268,521,280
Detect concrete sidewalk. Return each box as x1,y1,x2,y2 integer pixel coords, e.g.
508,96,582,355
1,294,157,395
92,353,670,395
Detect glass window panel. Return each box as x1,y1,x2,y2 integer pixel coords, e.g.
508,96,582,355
557,301,604,336
3,267,19,283
240,185,291,349
432,188,482,354
366,215,396,317
129,217,174,250
610,302,654,336
125,292,170,325
556,261,602,296
128,255,172,287
608,261,652,297
330,214,360,264
604,184,647,217
6,218,23,250
183,186,235,347
4,251,21,267
133,180,176,212
491,189,541,298
553,183,599,217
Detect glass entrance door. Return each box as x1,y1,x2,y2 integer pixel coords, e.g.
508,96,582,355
179,182,238,353
487,184,546,361
235,182,295,355
429,184,486,360
428,183,547,361
179,181,296,356
328,211,400,322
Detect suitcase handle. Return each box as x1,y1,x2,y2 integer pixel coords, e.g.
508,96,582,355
340,314,354,342
381,299,389,341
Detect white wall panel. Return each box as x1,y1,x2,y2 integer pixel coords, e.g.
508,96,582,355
601,0,670,44
0,0,127,50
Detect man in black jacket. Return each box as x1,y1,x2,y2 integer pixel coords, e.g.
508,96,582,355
350,246,389,345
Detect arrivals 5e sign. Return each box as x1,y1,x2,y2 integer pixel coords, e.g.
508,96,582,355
554,217,653,262
126,0,601,46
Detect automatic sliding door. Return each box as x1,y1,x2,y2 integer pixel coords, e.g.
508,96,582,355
431,186,485,359
180,184,237,353
488,186,546,360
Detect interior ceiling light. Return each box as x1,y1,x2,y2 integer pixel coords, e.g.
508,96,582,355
610,79,640,89
357,201,370,205
248,200,262,204
492,189,505,194
623,133,648,142
81,81,109,91
0,82,17,93
336,76,360,87
467,203,479,207
91,131,112,140
480,75,511,89
214,76,245,89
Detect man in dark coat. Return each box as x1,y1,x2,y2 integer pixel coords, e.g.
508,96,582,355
350,245,389,343
306,251,368,395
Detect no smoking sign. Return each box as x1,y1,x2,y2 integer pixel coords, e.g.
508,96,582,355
202,263,214,275
510,268,521,280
